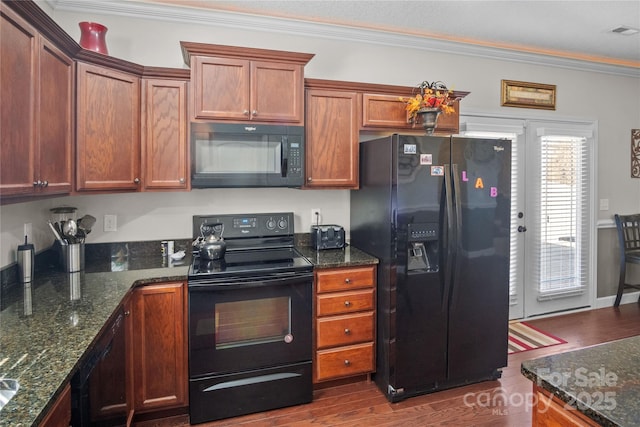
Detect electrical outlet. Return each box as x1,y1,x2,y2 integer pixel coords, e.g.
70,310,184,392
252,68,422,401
311,208,322,225
104,214,117,232
24,223,32,242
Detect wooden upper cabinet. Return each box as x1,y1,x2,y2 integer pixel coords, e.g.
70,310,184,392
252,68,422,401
430,99,460,135
361,93,414,130
191,56,250,121
38,38,74,194
76,62,141,191
0,4,73,199
181,42,314,124
361,92,463,135
305,89,359,189
141,78,188,190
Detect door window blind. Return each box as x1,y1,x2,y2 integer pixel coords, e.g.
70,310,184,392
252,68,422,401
535,134,590,300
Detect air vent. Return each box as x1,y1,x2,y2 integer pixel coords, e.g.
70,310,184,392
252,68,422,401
611,26,639,35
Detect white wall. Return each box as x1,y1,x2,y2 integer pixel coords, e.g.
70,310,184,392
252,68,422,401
1,3,639,269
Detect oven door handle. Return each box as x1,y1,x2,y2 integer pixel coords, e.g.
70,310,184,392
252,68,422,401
188,272,314,290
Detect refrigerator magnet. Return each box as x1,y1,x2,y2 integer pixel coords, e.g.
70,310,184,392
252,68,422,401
420,154,433,165
404,144,417,154
431,166,444,176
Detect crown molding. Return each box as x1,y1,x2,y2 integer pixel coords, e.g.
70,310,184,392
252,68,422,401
46,0,640,78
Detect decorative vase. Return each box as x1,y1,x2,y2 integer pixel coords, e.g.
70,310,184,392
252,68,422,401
78,22,109,55
417,107,441,135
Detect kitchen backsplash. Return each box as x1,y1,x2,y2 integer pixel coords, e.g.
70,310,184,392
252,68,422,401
0,188,350,269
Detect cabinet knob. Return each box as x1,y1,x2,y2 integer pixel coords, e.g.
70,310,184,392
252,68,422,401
134,178,140,184
243,110,250,116
307,177,312,182
252,110,258,116
179,178,185,184
344,359,351,366
344,328,351,335
344,301,351,307
33,180,42,187
42,180,48,187
345,278,351,284
124,310,130,316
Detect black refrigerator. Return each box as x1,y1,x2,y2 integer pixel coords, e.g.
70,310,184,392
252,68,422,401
350,134,511,402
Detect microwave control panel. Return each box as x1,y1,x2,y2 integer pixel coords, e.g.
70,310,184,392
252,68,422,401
287,138,303,177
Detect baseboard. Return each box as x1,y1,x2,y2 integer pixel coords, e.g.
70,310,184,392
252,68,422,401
595,291,640,308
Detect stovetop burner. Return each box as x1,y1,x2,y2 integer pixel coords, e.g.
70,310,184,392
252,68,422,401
188,212,313,281
189,247,312,277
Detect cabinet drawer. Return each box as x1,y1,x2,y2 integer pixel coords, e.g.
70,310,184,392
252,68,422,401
316,311,374,349
316,266,375,293
317,289,374,316
316,342,374,381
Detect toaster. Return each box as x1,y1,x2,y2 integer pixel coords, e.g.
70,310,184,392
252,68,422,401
311,225,345,250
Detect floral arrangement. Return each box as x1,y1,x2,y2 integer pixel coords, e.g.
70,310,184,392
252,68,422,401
401,80,456,123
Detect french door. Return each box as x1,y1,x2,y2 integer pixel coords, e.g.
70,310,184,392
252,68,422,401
460,116,596,319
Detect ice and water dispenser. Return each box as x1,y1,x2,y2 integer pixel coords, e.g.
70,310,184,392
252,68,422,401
407,223,439,272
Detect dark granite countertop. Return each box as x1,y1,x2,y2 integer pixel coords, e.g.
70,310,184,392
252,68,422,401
0,241,376,426
296,245,378,268
521,336,640,426
0,244,191,427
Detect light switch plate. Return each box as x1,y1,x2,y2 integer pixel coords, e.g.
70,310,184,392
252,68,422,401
104,214,117,232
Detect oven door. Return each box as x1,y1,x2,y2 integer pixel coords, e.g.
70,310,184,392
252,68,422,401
188,271,313,378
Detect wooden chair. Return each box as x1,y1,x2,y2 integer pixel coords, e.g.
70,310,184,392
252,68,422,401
614,214,640,307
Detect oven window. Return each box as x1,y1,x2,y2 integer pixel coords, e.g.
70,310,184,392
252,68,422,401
214,296,291,349
194,134,282,174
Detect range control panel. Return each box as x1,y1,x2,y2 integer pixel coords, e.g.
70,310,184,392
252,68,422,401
193,212,294,240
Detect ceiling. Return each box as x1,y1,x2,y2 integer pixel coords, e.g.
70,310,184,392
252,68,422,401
49,0,640,72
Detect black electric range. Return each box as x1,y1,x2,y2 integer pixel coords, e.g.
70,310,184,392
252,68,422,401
187,212,314,424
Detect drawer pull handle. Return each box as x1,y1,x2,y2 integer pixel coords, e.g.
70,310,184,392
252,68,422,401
344,328,351,335
344,301,351,307
344,359,351,366
345,278,351,284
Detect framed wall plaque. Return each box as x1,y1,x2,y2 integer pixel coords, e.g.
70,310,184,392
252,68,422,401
632,129,640,178
501,79,556,110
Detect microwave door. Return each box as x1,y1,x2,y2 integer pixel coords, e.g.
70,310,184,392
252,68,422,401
190,124,304,188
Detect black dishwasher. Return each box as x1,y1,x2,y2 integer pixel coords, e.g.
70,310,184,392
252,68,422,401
71,305,127,427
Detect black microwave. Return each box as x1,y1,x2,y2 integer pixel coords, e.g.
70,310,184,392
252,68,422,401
190,122,304,188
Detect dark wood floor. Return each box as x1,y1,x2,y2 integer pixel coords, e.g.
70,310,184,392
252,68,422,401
140,303,640,427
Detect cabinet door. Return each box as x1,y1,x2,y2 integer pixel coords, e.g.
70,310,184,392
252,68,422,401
141,78,188,190
37,37,73,195
0,5,37,197
361,93,414,129
432,99,460,135
191,56,250,121
305,89,359,188
40,383,71,427
76,62,141,191
251,61,304,123
132,282,188,413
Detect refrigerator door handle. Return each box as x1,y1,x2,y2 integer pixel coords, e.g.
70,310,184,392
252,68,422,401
449,163,463,310
442,164,454,311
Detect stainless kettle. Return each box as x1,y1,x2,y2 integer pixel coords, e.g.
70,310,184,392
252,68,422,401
194,223,226,260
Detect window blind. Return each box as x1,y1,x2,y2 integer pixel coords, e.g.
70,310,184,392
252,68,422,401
535,134,590,300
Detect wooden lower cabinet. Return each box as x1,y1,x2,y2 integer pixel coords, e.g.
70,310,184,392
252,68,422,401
314,265,376,383
532,385,600,427
40,383,71,427
131,281,188,413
